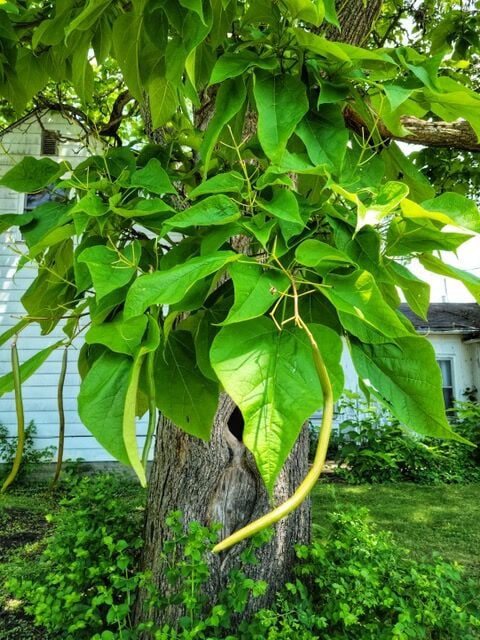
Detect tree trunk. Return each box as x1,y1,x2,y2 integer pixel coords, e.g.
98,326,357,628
134,1,383,631
135,394,310,630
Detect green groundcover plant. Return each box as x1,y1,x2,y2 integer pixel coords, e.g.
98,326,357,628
0,421,55,484
326,397,480,484
8,474,480,640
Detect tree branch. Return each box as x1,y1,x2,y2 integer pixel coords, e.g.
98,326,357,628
344,106,480,151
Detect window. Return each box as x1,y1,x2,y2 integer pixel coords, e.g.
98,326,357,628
24,186,66,212
41,129,58,155
437,358,455,409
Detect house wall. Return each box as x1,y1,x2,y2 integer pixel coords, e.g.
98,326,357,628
427,333,480,404
0,112,151,464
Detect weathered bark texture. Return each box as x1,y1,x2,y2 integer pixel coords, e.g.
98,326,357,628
136,395,310,629
326,0,383,45
345,107,480,152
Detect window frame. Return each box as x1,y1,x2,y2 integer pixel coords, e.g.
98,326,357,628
436,357,455,410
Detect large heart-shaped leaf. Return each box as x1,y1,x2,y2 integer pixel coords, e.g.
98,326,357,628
322,270,412,340
419,253,480,303
125,251,239,318
0,157,69,192
78,242,140,300
78,351,132,465
254,71,308,163
155,330,218,439
350,337,469,442
220,261,290,325
85,315,148,356
210,318,344,492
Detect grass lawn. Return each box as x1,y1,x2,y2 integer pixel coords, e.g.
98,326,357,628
312,480,480,579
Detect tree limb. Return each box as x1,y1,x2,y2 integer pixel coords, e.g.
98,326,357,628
344,106,480,151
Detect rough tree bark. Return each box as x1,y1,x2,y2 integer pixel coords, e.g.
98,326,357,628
137,396,310,628
134,0,384,631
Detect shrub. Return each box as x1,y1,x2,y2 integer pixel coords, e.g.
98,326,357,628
332,396,480,484
8,474,268,640
0,421,55,484
9,473,146,639
243,509,480,640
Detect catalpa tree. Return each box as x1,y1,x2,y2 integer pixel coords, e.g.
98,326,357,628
0,0,480,626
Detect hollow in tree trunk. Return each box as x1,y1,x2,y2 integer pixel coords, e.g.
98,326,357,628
135,394,311,628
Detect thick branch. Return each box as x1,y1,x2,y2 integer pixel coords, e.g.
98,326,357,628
393,117,480,151
327,0,383,45
344,106,480,152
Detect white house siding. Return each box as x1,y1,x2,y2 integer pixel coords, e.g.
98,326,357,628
0,111,152,463
426,333,480,404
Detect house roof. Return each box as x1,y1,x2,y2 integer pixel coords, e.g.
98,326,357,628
400,302,480,335
0,108,49,137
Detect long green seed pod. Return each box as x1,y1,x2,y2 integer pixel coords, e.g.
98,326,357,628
141,349,157,469
213,322,334,553
51,346,68,488
1,339,26,493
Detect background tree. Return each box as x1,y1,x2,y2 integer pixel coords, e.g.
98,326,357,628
1,0,480,631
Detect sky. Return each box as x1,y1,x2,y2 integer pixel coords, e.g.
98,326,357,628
410,236,480,302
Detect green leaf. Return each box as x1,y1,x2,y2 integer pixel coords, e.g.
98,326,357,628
78,242,140,300
209,51,277,85
0,320,30,349
401,199,480,231
295,108,349,174
254,72,309,163
293,29,351,63
282,0,324,25
189,171,245,198
295,239,355,274
210,318,344,492
322,270,412,340
0,341,63,396
350,337,469,442
0,212,33,234
112,12,144,101
85,315,148,356
71,191,109,217
387,261,430,320
155,330,218,439
383,83,414,111
110,197,174,219
386,217,472,255
257,188,304,226
125,251,239,318
21,242,76,334
21,202,72,250
78,352,132,465
129,158,177,195
71,34,94,103
356,181,409,231
421,192,480,233
220,261,291,325
419,254,480,303
0,157,68,192
382,143,435,202
65,0,113,35
164,195,241,229
148,77,178,129
199,77,247,176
